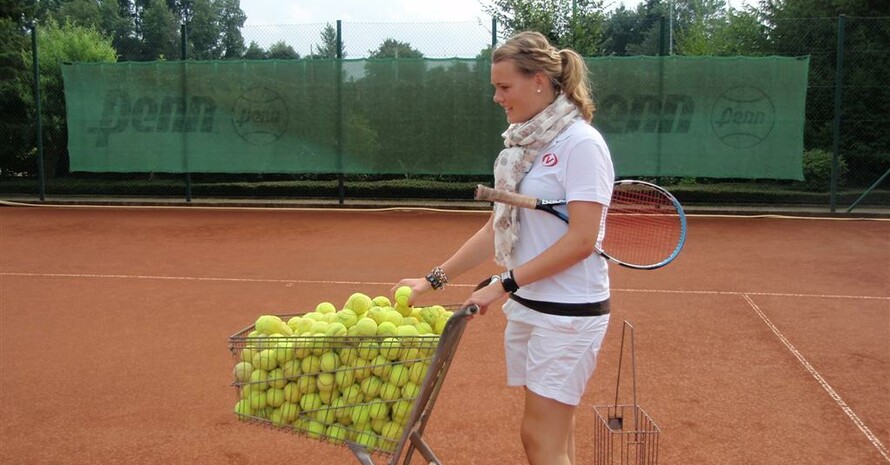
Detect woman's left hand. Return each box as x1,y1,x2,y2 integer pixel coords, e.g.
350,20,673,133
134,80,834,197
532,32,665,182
462,278,507,315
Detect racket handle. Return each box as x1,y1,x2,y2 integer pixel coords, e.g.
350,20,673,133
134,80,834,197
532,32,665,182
474,185,538,210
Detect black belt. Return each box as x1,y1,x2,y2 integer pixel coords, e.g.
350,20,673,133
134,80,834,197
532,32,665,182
509,294,610,317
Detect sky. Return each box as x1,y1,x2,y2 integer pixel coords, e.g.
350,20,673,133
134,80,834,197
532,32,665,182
239,0,754,58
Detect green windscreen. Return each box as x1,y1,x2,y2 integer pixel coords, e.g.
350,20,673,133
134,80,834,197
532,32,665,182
62,56,808,179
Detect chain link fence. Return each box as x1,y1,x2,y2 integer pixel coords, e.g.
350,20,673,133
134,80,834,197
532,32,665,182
1,17,887,213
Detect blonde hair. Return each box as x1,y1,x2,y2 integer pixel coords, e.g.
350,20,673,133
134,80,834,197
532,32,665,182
492,31,596,122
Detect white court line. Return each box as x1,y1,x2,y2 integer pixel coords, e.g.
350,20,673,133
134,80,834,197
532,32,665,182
2,271,889,301
742,293,890,463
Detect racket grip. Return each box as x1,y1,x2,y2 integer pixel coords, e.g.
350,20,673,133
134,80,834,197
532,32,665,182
474,185,538,209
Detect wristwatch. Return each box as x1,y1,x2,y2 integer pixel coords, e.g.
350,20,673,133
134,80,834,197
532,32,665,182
499,270,520,293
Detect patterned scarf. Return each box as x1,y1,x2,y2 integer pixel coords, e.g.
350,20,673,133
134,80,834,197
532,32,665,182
492,94,579,266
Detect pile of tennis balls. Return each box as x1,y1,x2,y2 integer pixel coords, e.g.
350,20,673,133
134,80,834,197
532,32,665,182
231,286,455,453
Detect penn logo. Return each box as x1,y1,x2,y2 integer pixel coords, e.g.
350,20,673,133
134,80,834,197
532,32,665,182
232,87,289,145
542,153,558,166
711,86,775,149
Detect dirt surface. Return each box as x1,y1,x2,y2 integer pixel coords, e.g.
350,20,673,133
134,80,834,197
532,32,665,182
1,205,887,464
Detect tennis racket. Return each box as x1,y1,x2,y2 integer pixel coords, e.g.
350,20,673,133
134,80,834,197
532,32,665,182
474,179,687,270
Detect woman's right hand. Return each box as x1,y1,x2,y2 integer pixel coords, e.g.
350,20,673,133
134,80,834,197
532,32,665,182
389,278,432,306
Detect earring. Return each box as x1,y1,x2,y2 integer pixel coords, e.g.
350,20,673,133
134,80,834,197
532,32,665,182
537,88,541,94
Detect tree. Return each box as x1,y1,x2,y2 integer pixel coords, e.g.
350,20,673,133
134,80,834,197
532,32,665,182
0,10,33,176
368,38,423,58
20,19,117,177
482,0,606,55
185,0,220,59
216,0,246,58
267,40,299,59
674,3,768,55
311,22,342,59
243,40,266,59
141,0,179,60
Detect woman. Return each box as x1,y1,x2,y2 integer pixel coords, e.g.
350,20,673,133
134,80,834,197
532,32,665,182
392,31,614,465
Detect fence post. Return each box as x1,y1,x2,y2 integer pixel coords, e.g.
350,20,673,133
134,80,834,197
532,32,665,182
830,14,845,213
336,19,345,205
30,22,46,201
491,17,497,50
181,23,192,202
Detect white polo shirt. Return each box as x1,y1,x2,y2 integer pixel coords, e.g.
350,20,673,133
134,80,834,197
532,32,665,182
507,119,615,303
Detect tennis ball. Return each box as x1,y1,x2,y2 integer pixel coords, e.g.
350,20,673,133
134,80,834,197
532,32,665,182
351,358,372,381
339,347,359,365
300,392,322,412
399,346,421,365
418,307,440,326
366,307,386,324
340,384,363,405
381,421,403,440
301,355,322,374
378,382,401,402
294,318,315,335
376,322,398,337
267,368,287,389
233,361,254,383
283,382,301,403
370,354,392,378
316,373,335,392
240,347,256,363
248,391,267,411
281,359,302,380
357,341,379,360
327,424,349,444
255,315,287,335
408,362,429,384
388,364,410,387
266,388,285,408
351,294,374,315
395,303,413,318
280,402,300,422
274,340,296,363
360,376,383,399
319,351,340,372
392,399,413,419
394,286,411,306
397,324,419,338
354,317,378,336
416,322,433,335
334,369,355,388
433,316,449,335
318,387,338,405
306,420,326,439
354,429,377,450
351,404,372,426
316,301,337,314
254,349,279,371
368,401,390,420
325,322,348,337
401,316,419,327
382,310,403,326
336,309,359,328
249,369,269,390
379,338,402,360
309,321,330,335
372,296,392,307
295,375,317,395
314,405,336,425
402,382,420,400
234,399,253,419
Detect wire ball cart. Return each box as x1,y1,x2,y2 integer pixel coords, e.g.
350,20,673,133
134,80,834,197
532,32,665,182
228,304,479,465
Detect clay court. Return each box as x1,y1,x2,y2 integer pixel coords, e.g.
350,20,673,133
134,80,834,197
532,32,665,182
0,204,887,464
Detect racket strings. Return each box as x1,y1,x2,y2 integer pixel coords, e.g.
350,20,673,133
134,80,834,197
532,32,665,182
602,189,683,267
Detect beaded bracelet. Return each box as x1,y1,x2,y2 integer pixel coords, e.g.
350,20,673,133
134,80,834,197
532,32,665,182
425,266,449,290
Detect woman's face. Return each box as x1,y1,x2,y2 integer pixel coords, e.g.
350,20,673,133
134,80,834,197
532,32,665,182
491,59,550,124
